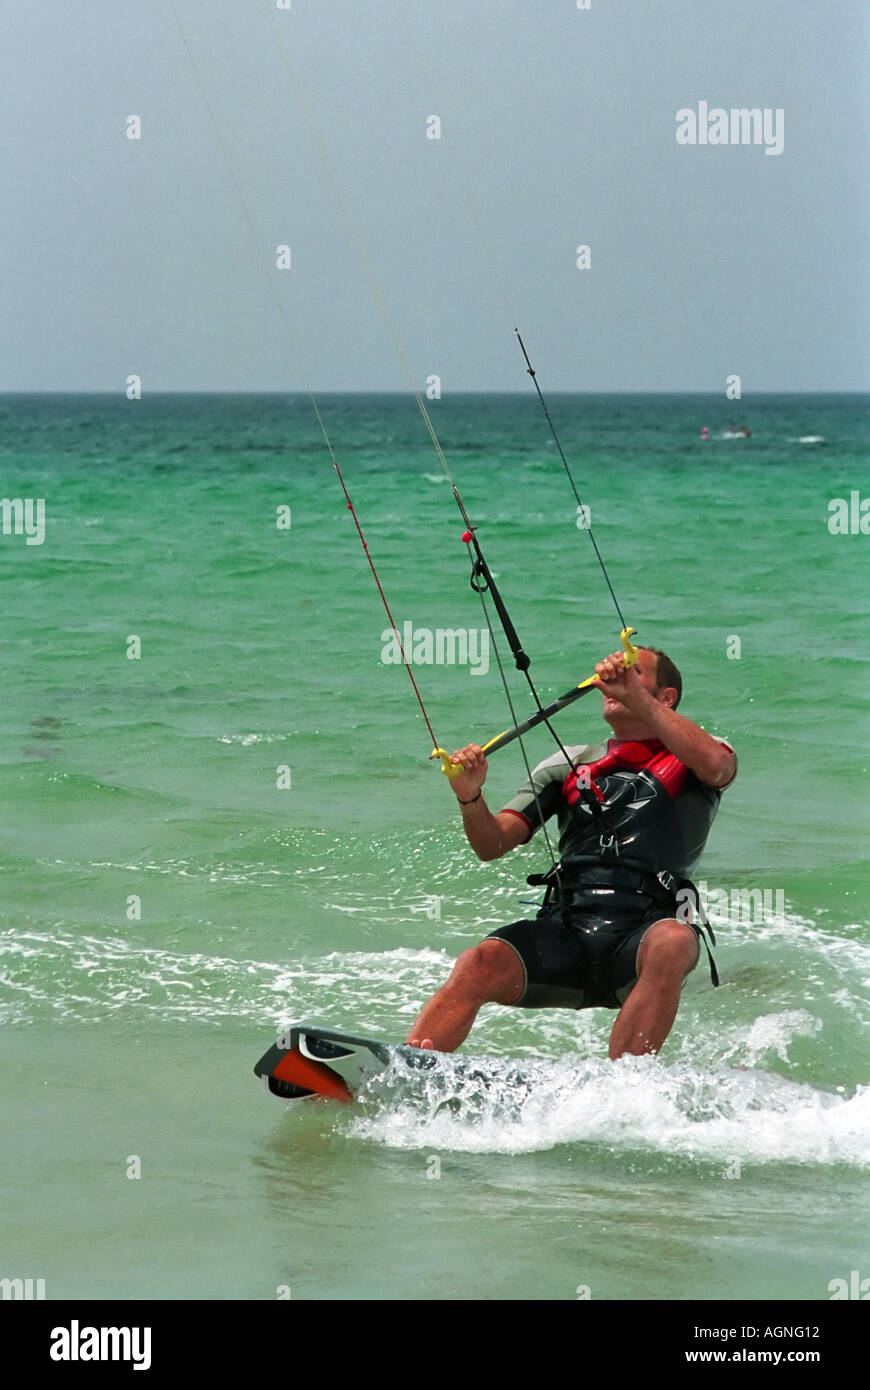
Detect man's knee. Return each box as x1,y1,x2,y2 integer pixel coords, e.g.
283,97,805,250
637,919,699,980
451,938,525,1004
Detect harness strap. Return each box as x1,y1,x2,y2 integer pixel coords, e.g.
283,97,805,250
526,856,720,988
653,866,719,987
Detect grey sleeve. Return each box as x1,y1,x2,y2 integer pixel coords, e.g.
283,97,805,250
500,746,596,834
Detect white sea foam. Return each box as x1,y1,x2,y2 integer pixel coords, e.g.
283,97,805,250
4,924,866,1171
347,1050,870,1167
217,732,289,744
0,932,453,1027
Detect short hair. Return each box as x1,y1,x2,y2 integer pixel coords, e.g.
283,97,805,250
643,647,682,710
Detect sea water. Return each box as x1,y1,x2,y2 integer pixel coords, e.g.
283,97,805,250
1,391,867,1299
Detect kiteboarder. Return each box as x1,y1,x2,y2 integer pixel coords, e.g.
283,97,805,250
406,646,736,1058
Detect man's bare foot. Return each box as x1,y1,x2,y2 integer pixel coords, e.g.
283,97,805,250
407,1037,435,1049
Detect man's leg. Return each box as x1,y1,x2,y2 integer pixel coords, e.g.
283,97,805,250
608,919,699,1060
406,939,525,1051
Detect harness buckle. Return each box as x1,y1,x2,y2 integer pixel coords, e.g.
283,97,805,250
525,862,563,911
656,868,679,898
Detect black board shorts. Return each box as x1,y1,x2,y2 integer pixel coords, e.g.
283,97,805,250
486,889,689,1010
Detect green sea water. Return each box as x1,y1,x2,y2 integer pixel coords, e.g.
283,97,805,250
1,391,868,1301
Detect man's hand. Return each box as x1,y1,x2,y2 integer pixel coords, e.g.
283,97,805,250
592,649,646,713
593,646,736,788
446,743,488,802
445,743,529,859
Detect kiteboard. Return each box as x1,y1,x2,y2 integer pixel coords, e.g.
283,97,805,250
254,1022,445,1103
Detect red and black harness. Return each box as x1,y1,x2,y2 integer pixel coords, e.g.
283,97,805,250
526,740,720,987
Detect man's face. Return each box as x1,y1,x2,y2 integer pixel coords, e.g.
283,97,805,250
601,647,666,724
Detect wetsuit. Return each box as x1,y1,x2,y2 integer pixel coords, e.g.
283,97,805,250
485,736,736,1009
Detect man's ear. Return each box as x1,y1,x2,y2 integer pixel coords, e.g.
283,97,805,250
659,686,678,709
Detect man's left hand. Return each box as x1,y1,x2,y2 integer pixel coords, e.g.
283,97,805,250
592,649,648,712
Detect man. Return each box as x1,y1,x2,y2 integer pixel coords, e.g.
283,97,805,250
406,646,736,1059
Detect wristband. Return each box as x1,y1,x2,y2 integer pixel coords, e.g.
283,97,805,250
457,790,482,806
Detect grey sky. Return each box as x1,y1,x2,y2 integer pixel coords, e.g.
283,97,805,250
2,0,867,391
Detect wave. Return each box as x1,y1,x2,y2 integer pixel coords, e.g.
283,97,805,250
347,1048,870,1167
0,932,453,1028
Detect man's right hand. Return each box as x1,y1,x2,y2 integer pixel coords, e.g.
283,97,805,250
446,746,529,861
447,743,488,802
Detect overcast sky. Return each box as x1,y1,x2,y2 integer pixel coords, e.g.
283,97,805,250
1,0,867,392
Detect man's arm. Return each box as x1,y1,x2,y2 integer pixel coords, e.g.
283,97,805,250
593,656,736,788
632,699,736,787
460,798,531,862
443,743,531,861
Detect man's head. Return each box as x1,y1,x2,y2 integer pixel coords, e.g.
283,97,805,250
600,645,682,733
642,647,682,710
